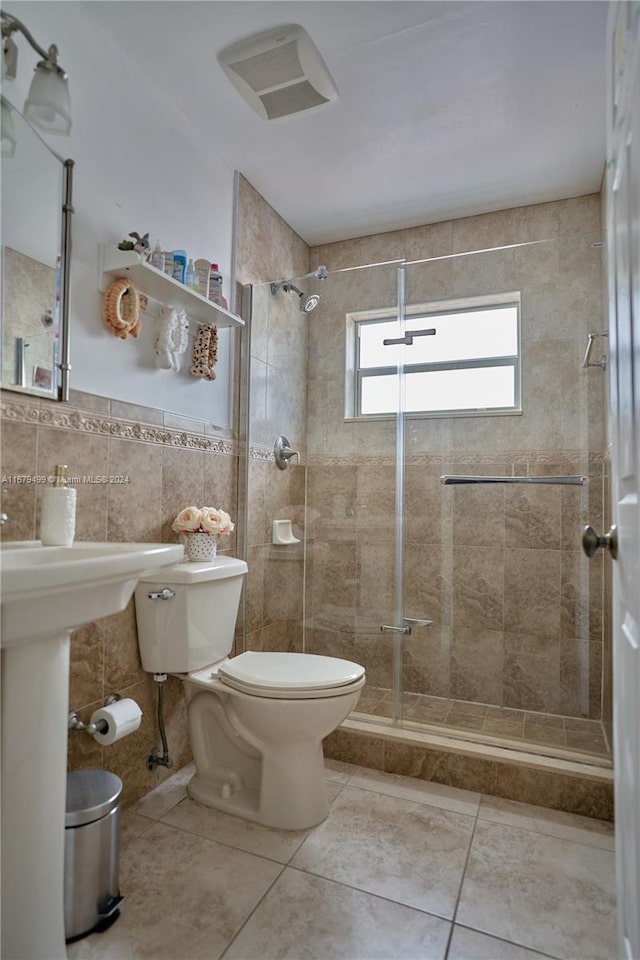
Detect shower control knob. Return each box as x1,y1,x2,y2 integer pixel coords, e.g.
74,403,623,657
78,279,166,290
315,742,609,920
582,524,618,561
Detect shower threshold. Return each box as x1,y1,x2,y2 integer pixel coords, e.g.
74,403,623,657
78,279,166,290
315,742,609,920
350,687,612,767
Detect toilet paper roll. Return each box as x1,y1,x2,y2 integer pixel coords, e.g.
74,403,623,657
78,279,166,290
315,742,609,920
90,698,142,746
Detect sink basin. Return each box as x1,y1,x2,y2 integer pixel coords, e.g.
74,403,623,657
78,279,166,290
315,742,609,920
1,540,184,646
0,540,184,959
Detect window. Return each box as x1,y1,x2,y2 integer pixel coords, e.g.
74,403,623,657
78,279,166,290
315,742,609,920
350,294,521,418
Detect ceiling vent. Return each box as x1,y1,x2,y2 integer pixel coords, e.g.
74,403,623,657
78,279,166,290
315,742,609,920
217,24,337,121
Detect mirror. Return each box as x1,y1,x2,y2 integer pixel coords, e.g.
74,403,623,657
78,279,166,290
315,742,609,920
1,95,73,400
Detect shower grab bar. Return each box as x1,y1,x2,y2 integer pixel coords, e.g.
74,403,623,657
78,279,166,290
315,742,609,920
383,327,436,346
582,331,608,370
440,475,588,486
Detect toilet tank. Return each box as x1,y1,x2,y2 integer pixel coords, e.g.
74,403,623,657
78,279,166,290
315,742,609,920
134,556,248,674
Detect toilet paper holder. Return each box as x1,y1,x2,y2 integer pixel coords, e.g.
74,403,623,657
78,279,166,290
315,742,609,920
68,694,120,737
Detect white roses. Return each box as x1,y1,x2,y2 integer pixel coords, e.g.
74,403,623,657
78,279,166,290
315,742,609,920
171,505,235,537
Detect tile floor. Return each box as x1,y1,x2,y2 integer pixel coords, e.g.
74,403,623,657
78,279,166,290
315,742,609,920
68,760,617,960
355,687,612,759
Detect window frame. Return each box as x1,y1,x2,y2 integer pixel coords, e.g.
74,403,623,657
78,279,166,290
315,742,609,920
346,292,522,421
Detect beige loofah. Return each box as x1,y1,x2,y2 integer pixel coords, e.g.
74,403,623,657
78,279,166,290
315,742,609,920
189,323,218,380
103,277,141,339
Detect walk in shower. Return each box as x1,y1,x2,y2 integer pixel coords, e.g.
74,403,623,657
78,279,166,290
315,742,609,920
240,201,611,767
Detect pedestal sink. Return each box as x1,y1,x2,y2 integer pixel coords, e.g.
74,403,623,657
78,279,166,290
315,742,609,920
0,541,184,960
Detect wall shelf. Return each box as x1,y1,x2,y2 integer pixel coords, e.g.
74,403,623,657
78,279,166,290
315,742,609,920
98,244,243,328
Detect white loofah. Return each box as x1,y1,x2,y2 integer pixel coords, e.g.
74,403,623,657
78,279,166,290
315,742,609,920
155,308,190,371
171,310,189,371
154,308,174,369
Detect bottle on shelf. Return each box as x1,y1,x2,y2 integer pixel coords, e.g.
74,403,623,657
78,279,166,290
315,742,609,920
195,259,211,299
208,263,227,308
171,250,187,284
185,258,198,291
150,240,165,272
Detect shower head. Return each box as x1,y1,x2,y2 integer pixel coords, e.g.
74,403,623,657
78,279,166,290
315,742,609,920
282,283,320,312
300,292,320,312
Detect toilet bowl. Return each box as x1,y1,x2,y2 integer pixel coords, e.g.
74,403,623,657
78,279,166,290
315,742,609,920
187,652,364,829
134,558,365,830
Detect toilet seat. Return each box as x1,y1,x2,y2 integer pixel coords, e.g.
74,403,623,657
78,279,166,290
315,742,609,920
189,651,365,700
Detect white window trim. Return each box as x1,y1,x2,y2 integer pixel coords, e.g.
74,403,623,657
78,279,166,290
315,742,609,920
345,291,522,421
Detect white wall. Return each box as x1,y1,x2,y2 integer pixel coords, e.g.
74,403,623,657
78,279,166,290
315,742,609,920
4,2,236,425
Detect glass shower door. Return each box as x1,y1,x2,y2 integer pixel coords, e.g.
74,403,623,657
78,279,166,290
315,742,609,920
303,261,405,721
398,234,609,758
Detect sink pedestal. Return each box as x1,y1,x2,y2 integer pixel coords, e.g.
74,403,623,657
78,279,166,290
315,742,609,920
0,540,184,958
1,631,71,960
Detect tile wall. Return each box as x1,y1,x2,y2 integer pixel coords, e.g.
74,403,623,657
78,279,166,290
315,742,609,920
234,175,310,653
0,387,238,804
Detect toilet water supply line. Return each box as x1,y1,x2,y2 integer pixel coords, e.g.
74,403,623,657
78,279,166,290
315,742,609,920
148,673,173,771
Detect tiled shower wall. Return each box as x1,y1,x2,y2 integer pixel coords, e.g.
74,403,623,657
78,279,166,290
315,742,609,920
234,175,310,653
0,388,238,805
305,195,611,726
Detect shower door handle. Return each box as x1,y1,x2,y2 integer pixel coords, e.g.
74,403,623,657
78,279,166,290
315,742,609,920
381,618,434,636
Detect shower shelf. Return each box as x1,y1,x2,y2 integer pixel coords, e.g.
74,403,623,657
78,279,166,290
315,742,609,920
98,245,244,328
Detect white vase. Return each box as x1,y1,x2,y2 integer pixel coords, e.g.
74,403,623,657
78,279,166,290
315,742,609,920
184,532,217,562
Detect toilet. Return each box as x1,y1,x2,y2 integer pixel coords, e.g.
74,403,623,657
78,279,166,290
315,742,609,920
134,556,365,830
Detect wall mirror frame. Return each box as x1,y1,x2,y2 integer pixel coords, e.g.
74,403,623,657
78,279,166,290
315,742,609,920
1,95,73,402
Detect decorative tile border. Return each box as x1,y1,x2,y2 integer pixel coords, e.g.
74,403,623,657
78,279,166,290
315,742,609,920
247,444,275,462
308,450,608,468
1,397,237,456
2,396,609,468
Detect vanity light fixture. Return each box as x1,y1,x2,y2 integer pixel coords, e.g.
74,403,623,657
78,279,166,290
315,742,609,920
1,10,71,135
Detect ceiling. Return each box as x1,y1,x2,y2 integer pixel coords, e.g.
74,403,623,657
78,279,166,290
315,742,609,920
83,1,608,246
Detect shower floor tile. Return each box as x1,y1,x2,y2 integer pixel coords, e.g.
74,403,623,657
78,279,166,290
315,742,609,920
68,760,616,960
354,686,612,760
482,706,526,738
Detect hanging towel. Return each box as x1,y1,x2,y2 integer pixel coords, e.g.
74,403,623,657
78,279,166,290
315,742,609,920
190,323,218,380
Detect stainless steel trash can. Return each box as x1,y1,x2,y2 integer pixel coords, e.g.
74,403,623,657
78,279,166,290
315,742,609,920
64,770,124,943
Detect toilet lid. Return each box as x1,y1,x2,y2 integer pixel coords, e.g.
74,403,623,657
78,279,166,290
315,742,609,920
218,652,365,694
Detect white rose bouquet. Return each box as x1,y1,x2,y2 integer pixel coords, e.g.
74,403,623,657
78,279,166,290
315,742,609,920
172,505,235,537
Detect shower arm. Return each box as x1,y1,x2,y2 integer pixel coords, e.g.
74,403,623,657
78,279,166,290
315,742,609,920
270,266,327,295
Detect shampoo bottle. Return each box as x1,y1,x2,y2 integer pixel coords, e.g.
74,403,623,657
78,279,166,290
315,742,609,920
208,264,227,309
185,258,198,291
150,240,165,272
40,464,76,546
194,259,211,299
171,250,187,284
